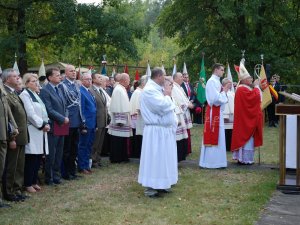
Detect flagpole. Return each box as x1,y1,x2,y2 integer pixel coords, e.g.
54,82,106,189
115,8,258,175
258,54,264,165
201,52,205,125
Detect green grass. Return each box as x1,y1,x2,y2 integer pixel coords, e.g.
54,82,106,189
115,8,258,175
0,125,280,225
188,124,279,165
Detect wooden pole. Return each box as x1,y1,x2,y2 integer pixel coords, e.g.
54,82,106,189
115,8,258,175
279,115,286,185
296,116,300,186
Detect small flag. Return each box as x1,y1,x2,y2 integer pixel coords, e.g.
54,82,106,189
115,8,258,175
146,62,151,78
101,66,107,75
13,60,20,75
269,85,278,101
183,62,188,74
111,67,116,77
124,64,129,74
161,64,166,75
260,65,272,109
172,63,177,76
135,69,140,81
38,59,46,78
226,63,235,92
234,65,240,74
197,55,206,104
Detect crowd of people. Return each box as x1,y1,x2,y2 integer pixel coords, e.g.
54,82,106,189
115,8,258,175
0,61,278,204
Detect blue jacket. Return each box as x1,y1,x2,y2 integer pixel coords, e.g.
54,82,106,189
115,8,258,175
80,86,97,129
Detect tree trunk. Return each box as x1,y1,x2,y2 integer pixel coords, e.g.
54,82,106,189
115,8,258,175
17,0,27,75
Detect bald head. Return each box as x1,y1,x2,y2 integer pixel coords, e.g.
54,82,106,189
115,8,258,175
173,72,183,85
119,73,130,88
65,64,76,81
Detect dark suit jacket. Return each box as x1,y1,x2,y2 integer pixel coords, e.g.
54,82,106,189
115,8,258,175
181,82,195,102
89,86,108,128
0,86,17,141
59,79,82,128
40,83,67,131
4,85,29,145
80,86,97,129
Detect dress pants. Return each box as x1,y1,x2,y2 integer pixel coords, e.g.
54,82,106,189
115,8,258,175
177,139,188,162
3,145,25,196
45,133,64,183
24,154,42,187
91,127,105,164
101,129,110,156
78,128,95,170
0,141,7,203
63,128,79,177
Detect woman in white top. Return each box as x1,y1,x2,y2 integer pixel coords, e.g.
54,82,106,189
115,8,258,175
19,73,50,193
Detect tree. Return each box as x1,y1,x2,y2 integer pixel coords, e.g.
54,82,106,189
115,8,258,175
0,0,149,74
158,0,300,84
0,0,77,74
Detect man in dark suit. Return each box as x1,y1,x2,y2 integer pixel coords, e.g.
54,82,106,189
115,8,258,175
78,73,96,174
105,76,114,96
40,67,69,185
90,74,108,168
0,81,18,207
59,65,82,180
181,73,195,102
181,73,201,123
2,68,29,202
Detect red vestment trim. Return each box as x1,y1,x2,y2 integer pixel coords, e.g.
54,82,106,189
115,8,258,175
203,104,220,146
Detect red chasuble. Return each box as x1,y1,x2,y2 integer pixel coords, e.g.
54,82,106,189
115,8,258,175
231,85,263,151
203,104,221,146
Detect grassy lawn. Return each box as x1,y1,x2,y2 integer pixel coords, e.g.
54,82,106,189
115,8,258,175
0,125,279,225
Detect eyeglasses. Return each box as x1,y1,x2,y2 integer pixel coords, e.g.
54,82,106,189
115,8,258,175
82,78,92,81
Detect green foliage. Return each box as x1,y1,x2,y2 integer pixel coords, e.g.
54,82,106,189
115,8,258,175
158,0,300,85
0,0,150,73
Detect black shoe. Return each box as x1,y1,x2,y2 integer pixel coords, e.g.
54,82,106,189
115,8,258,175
0,203,11,208
45,181,54,186
4,194,23,202
53,179,61,185
70,174,82,179
158,188,172,193
16,194,28,201
62,175,71,180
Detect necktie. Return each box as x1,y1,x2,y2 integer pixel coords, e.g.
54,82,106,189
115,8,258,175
99,88,106,104
186,83,191,97
55,87,60,97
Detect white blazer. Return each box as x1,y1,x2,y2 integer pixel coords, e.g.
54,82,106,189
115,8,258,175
19,89,49,155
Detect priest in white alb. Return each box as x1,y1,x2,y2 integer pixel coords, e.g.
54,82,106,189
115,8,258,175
199,63,232,168
138,67,178,197
129,75,147,158
108,73,132,163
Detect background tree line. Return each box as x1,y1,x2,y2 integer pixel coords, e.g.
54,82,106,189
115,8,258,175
0,0,299,89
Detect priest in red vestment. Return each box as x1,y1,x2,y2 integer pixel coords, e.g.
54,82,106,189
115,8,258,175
231,61,263,165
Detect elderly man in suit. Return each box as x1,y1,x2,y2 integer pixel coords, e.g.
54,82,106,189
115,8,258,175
40,67,69,185
78,73,97,174
2,68,29,202
90,73,108,168
59,64,82,180
0,82,18,207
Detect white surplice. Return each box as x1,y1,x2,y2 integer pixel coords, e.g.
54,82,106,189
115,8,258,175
129,87,144,135
138,79,178,189
199,74,228,168
172,83,193,129
108,84,132,137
